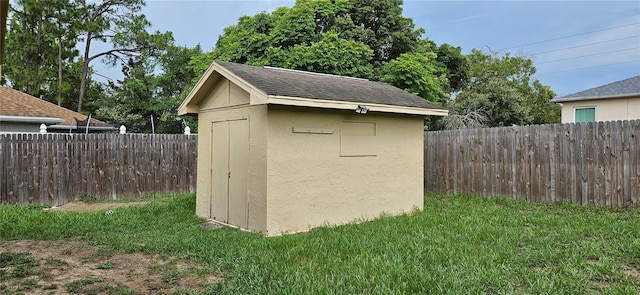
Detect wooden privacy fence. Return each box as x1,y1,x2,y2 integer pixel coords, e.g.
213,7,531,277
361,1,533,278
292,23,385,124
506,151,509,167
0,133,198,206
424,120,640,207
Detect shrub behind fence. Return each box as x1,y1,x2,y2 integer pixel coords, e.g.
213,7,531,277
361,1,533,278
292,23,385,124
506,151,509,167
424,120,640,207
0,133,197,206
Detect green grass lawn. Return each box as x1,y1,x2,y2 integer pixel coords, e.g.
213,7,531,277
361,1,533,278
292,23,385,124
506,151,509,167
1,193,639,294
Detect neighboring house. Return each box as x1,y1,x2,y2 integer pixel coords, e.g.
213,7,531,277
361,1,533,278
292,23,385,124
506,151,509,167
178,61,448,236
0,87,115,133
551,75,640,123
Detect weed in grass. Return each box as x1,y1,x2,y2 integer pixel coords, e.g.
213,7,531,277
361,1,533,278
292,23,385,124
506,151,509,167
0,252,38,268
37,269,52,281
162,269,180,285
148,283,164,291
42,283,58,290
78,193,100,203
87,248,114,260
44,256,68,269
97,262,114,270
170,289,202,295
89,282,134,295
64,278,104,293
148,263,162,275
62,247,74,255
17,278,39,291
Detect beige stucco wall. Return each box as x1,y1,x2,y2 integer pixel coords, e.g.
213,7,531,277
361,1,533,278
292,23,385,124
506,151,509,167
195,78,268,233
194,78,427,236
560,96,640,123
265,106,424,235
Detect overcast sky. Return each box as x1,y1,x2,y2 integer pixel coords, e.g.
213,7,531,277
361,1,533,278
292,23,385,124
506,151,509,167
137,0,640,98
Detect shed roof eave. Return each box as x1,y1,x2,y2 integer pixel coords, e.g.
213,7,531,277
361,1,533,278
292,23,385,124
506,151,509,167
178,62,268,116
551,92,640,103
178,62,220,116
266,95,449,116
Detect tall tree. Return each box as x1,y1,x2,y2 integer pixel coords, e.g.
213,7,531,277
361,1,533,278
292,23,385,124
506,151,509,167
95,44,202,133
434,43,469,93
380,51,447,104
346,0,423,65
194,0,425,81
2,0,80,105
75,0,172,112
451,49,560,127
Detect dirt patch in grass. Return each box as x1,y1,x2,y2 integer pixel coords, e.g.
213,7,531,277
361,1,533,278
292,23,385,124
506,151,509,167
47,201,151,212
0,240,221,294
622,263,640,280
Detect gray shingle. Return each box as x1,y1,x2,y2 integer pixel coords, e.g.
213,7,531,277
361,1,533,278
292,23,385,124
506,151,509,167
552,75,640,102
216,61,447,110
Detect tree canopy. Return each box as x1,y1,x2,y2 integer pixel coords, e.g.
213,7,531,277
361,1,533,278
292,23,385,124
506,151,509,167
3,0,561,133
450,49,560,128
192,0,559,129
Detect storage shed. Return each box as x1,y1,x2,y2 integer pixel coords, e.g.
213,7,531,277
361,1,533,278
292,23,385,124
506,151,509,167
178,61,448,235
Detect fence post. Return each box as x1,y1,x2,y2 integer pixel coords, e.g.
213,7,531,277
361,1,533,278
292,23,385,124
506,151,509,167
39,124,47,134
184,126,191,135
119,125,126,134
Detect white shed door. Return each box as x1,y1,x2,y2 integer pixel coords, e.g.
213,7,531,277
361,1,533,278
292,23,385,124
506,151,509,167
211,119,248,229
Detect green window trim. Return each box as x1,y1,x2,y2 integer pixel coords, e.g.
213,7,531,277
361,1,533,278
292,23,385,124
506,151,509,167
575,107,596,123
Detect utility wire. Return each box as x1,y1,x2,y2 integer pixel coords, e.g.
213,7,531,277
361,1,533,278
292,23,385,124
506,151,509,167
536,47,640,64
536,60,640,76
533,35,640,55
499,22,640,50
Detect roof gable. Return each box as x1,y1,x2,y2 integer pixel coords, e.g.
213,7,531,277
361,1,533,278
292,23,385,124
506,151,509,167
552,75,640,103
0,87,112,128
179,61,448,116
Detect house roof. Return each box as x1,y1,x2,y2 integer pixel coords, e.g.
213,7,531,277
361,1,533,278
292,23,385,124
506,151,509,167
551,75,640,103
178,61,448,116
0,87,113,128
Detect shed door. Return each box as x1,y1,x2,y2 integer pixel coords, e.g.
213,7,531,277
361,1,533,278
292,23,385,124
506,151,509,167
211,119,248,229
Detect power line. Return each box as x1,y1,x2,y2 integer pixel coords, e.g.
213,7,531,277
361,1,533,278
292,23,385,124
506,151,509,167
536,47,640,64
533,35,640,55
499,22,640,50
536,60,640,76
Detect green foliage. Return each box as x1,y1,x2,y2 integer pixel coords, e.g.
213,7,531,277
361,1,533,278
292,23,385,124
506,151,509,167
63,278,104,293
449,49,561,128
346,0,424,63
3,0,562,133
284,32,374,78
381,51,447,103
0,252,40,279
94,44,202,133
75,0,174,112
2,0,93,109
1,194,640,293
193,0,424,82
434,43,470,93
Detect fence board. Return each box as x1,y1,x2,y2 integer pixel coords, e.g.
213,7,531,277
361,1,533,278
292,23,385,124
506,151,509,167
424,120,640,208
0,133,197,206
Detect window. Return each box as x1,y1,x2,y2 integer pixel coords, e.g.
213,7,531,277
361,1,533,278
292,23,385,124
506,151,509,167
575,107,595,123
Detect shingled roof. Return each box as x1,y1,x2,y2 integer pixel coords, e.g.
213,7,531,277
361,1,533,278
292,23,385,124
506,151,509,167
0,87,113,128
551,75,640,103
179,61,448,116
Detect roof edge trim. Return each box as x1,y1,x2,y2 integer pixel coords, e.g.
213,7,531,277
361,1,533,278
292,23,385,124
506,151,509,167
47,125,117,131
0,115,64,124
552,92,640,103
266,95,449,116
178,61,268,115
